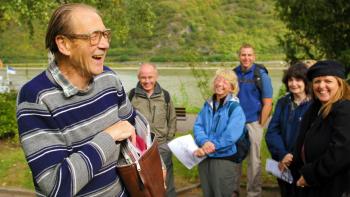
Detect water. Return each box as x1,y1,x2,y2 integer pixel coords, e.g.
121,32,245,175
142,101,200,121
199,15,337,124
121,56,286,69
0,65,284,108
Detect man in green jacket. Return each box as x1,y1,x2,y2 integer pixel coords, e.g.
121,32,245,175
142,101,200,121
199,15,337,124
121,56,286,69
129,63,177,197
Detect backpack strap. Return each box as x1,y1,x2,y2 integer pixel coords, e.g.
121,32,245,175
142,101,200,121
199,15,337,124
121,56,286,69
234,64,269,96
228,101,250,163
162,89,170,104
128,88,136,101
253,64,268,95
161,89,171,124
228,101,239,116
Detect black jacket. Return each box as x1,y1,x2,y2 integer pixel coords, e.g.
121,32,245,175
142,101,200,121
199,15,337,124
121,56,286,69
291,99,350,197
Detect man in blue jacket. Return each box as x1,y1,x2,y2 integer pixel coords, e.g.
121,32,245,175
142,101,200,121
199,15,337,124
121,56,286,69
234,44,273,197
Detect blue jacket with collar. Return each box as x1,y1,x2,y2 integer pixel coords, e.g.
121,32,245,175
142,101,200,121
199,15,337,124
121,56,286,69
265,93,311,161
193,94,246,158
234,64,273,123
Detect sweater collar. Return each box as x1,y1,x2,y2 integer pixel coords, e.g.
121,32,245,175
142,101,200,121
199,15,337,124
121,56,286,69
287,93,311,107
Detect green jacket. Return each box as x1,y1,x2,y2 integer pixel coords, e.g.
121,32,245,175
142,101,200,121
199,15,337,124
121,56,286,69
129,82,177,144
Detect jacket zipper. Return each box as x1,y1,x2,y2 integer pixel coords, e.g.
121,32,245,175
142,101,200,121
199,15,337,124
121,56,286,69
152,105,156,123
213,114,221,133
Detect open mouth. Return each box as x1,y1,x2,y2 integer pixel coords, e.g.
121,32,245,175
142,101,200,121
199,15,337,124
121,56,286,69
92,54,103,60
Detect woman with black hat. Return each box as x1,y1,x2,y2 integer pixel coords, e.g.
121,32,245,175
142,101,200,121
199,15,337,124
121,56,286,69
290,60,350,197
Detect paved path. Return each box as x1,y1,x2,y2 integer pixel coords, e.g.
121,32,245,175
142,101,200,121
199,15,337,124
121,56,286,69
0,187,35,197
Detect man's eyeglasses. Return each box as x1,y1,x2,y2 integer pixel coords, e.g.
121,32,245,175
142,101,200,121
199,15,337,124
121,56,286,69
64,29,112,45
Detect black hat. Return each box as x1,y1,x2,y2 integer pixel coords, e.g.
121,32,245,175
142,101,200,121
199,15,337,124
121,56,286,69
307,60,346,81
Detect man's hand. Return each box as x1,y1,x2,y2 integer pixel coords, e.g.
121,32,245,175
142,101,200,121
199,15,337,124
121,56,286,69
104,120,135,141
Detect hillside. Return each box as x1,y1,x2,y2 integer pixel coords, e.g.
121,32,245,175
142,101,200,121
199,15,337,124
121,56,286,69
0,0,286,63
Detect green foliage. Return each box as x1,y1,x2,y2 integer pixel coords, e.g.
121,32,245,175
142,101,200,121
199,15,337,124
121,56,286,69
0,0,56,34
171,80,201,113
103,0,156,47
188,62,235,102
0,0,286,62
149,56,175,62
189,63,212,101
276,0,350,76
178,81,189,107
0,141,34,189
0,91,18,140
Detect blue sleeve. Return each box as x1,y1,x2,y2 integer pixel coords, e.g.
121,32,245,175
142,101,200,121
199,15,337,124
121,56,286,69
193,104,210,147
211,106,246,151
260,69,273,98
265,98,288,160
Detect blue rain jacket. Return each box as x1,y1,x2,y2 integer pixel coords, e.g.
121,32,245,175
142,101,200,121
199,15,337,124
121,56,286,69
193,94,246,158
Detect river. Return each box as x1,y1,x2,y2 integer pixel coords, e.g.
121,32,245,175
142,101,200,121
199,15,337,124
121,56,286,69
0,63,285,108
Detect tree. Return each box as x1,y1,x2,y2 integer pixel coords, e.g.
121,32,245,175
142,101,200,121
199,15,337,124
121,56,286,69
276,0,350,77
0,0,156,47
0,0,56,34
103,0,156,47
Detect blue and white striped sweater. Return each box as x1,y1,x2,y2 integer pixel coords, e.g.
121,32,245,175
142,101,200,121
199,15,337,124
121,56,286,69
17,67,134,197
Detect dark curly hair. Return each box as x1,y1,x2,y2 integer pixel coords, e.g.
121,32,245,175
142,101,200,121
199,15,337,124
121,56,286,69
282,62,310,95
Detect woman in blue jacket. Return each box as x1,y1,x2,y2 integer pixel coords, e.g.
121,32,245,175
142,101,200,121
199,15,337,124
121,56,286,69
265,62,311,197
193,68,246,197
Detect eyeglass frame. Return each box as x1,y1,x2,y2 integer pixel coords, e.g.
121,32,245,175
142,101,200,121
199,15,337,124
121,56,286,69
63,29,112,46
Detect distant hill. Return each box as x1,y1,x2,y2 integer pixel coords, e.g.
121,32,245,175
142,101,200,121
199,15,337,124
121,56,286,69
0,0,286,63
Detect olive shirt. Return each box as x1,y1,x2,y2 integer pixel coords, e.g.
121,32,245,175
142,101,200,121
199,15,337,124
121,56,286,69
129,82,177,144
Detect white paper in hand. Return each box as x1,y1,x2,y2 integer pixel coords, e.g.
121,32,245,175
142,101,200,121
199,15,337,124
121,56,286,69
265,158,293,184
168,134,206,169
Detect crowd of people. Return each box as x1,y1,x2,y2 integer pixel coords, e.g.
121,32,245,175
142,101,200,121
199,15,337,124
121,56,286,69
15,3,350,197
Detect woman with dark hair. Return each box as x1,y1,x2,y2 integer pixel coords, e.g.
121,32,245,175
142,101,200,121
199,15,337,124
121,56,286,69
265,62,312,197
291,60,350,197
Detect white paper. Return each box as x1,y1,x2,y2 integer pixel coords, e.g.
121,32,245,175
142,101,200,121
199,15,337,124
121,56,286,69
265,158,293,184
168,134,206,169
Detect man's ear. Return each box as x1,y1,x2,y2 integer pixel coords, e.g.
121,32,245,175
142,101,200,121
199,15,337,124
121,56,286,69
55,35,72,56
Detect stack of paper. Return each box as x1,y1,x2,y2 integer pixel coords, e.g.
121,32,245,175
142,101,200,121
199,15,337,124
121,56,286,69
265,158,293,184
168,134,206,169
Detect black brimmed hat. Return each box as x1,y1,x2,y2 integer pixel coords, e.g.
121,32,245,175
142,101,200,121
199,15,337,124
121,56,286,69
307,60,346,81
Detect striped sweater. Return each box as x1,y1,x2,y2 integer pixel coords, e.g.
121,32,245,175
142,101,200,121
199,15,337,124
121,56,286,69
16,65,135,197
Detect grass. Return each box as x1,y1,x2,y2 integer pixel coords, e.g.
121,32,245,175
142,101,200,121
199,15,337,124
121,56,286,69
0,140,34,189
